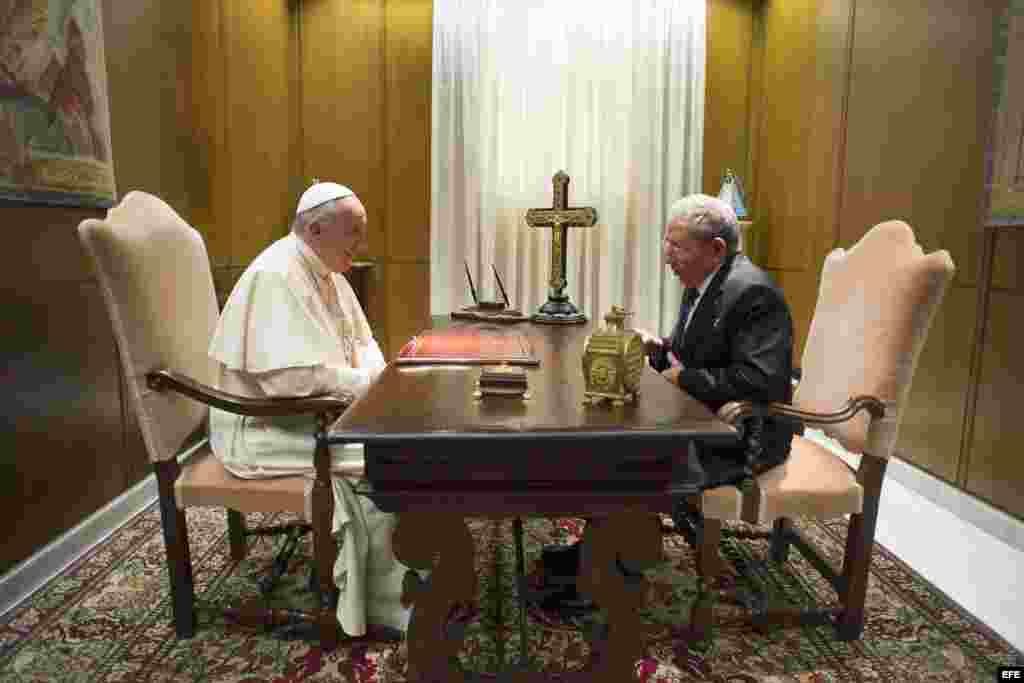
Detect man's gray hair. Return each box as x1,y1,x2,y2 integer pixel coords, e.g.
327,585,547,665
291,198,343,236
667,193,740,256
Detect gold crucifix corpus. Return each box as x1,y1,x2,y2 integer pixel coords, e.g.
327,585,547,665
525,170,598,324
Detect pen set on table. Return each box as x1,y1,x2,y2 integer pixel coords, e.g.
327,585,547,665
465,261,509,310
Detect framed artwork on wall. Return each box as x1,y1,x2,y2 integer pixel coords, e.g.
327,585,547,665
0,0,116,208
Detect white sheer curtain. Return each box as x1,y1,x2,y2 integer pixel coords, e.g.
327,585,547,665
431,0,705,335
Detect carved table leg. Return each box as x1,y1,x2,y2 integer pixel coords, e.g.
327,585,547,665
577,511,662,682
393,514,477,682
690,518,721,641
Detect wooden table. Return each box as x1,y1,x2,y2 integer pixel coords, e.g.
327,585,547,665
330,322,738,682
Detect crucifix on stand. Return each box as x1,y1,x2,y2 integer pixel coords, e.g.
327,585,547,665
525,170,599,324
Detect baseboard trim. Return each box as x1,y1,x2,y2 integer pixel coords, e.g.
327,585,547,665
803,429,1024,554
0,473,158,621
885,456,1024,554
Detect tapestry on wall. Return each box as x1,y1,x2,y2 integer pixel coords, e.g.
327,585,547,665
990,0,1024,221
0,0,116,208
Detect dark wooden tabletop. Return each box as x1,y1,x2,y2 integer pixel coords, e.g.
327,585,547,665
330,321,737,446
331,321,738,513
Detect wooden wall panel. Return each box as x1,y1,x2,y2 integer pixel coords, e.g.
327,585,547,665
301,0,433,357
288,6,306,224
344,264,380,332
836,0,997,480
0,281,133,575
213,265,248,309
301,0,386,259
753,0,819,274
966,289,1024,519
190,0,229,265
750,0,852,361
897,287,975,483
838,0,994,287
805,0,853,259
991,224,1024,290
103,0,192,217
746,4,766,223
0,0,203,575
382,262,431,361
4,207,97,284
381,0,433,354
224,0,295,266
0,213,122,575
704,0,756,201
769,269,820,366
190,0,296,304
384,0,433,265
750,0,1003,501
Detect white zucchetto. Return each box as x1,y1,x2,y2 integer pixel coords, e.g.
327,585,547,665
295,181,355,215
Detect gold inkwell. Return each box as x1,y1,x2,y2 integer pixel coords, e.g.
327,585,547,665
582,305,644,406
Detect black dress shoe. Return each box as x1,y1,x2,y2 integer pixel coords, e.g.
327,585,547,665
533,542,590,613
540,542,582,577
538,585,597,614
539,559,640,614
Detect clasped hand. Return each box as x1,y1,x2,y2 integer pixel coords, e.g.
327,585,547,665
634,327,682,385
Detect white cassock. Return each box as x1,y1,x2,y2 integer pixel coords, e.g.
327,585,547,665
207,232,414,637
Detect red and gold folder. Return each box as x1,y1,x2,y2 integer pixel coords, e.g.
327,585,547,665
396,324,539,366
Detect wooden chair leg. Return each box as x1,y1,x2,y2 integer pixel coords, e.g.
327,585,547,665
227,509,247,561
837,455,886,641
769,517,792,563
312,421,338,650
155,460,196,639
836,511,873,640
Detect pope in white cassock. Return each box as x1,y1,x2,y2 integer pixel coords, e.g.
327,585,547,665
207,181,416,637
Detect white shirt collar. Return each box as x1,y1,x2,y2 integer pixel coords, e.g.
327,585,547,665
682,260,725,334
694,260,723,298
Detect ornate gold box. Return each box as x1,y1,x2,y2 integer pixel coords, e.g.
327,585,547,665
582,305,644,406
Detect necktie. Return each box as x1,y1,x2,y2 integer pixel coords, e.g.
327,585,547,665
669,287,701,360
679,287,700,330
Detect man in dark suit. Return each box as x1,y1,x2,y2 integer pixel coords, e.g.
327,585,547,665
644,193,798,487
537,194,798,610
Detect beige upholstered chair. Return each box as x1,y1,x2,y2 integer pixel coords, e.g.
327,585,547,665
685,220,955,641
78,191,350,649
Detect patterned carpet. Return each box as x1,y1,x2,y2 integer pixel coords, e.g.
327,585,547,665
0,503,1019,682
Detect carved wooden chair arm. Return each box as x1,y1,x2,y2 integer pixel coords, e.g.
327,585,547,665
717,395,885,432
146,369,351,418
711,395,887,494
